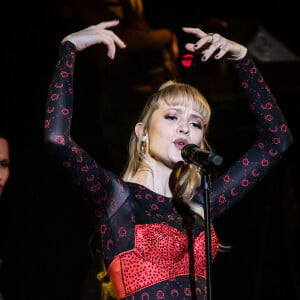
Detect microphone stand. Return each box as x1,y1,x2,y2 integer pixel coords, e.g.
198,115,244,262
181,143,223,300
200,166,213,300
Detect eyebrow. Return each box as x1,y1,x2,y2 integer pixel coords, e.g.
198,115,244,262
165,107,203,120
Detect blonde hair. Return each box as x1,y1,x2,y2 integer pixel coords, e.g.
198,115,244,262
122,80,211,218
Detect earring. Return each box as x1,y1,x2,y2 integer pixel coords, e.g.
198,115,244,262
141,137,149,155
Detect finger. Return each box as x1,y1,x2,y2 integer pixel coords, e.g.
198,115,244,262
99,32,117,59
193,35,214,51
203,40,223,58
107,41,116,60
182,27,207,38
101,30,126,51
200,36,228,61
214,43,231,59
210,37,230,59
185,43,197,52
97,19,120,29
110,31,127,48
96,24,126,49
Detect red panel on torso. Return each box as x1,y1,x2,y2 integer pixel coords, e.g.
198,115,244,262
108,223,219,298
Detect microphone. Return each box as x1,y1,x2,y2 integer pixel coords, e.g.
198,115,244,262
181,144,223,167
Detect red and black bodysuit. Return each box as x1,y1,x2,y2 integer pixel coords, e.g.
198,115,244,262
44,41,293,299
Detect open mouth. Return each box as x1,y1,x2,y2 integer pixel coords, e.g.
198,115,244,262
173,139,188,150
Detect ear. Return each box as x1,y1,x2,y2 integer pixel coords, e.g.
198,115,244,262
134,122,147,140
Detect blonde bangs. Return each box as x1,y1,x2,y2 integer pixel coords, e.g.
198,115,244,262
158,82,211,126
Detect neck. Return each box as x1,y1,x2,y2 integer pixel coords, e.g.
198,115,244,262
129,159,173,197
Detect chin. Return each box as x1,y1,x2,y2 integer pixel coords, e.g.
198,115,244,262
169,154,184,167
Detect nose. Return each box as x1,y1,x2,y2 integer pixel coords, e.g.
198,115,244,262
178,122,189,135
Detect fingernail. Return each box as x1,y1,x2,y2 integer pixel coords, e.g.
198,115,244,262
201,56,206,61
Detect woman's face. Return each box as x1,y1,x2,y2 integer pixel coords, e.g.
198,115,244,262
147,101,204,168
0,137,10,196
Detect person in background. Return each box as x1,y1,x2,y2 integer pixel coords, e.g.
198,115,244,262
0,131,10,300
0,133,9,199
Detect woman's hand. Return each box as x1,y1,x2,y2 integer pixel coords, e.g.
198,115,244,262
182,27,247,61
62,20,126,59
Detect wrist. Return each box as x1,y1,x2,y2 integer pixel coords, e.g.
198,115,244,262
227,47,248,61
62,35,71,44
60,38,77,51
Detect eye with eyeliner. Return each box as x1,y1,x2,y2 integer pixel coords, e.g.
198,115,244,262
191,121,202,129
164,114,177,121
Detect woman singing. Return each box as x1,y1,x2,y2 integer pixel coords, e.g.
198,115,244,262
44,20,293,299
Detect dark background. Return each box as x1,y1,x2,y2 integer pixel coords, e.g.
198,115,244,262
0,1,299,299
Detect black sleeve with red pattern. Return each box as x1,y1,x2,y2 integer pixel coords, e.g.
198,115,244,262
206,54,293,219
44,41,130,216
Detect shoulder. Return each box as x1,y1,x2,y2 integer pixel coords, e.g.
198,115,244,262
103,170,132,218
